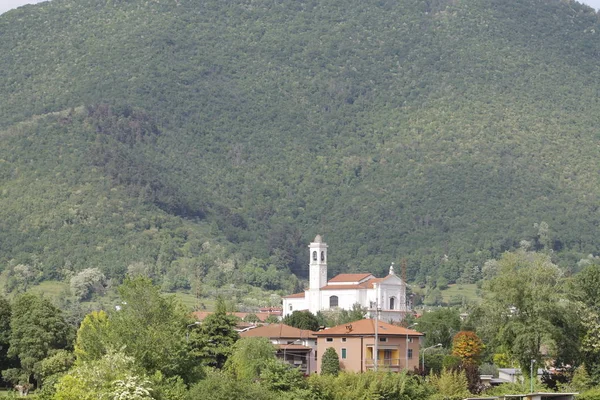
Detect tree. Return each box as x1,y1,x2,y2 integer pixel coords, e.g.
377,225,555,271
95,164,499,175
321,347,340,376
53,350,148,400
225,337,275,381
568,264,600,383
69,268,106,301
416,308,461,348
0,296,12,373
260,358,306,392
193,296,239,369
452,331,484,365
73,310,110,363
73,278,201,383
428,368,470,400
283,311,320,331
477,251,568,375
3,293,72,388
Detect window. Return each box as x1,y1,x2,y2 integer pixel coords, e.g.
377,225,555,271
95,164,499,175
379,337,387,342
315,351,317,361
329,296,339,308
408,338,413,343
389,296,395,310
321,251,325,261
341,338,347,342
326,338,333,342
341,348,347,359
313,251,317,261
289,305,292,311
408,349,413,359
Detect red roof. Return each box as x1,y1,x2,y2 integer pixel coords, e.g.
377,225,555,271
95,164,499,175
313,319,423,337
192,311,275,322
240,323,316,339
328,273,373,283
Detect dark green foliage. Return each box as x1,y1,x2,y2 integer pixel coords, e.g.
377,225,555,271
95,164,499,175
3,294,73,387
416,308,462,348
187,370,274,400
193,297,240,369
0,0,599,292
321,347,340,376
283,311,320,331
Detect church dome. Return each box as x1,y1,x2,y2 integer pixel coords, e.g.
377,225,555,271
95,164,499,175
314,234,323,243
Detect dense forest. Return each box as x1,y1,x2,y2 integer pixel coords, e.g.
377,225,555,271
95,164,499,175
0,0,599,294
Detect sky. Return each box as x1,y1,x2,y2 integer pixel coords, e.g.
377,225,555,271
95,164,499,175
1,0,600,14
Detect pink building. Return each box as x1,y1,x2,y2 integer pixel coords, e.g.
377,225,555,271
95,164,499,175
313,319,422,373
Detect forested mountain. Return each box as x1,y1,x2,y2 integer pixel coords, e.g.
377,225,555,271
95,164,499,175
0,0,599,291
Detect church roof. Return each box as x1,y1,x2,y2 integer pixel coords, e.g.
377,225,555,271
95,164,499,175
328,273,373,283
240,323,316,339
313,319,423,337
313,234,323,243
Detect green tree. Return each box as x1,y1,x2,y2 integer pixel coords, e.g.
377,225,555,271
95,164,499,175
321,348,340,376
74,310,110,363
283,311,320,331
54,350,148,400
108,278,200,381
193,296,239,369
416,308,461,348
3,293,72,388
428,368,470,400
0,296,12,373
568,263,600,382
477,251,568,375
225,337,275,381
259,358,307,392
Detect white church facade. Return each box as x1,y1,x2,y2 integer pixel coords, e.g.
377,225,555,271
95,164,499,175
282,235,410,322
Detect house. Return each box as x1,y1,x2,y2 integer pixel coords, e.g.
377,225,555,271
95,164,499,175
496,368,544,384
313,318,423,373
240,323,317,374
283,235,410,322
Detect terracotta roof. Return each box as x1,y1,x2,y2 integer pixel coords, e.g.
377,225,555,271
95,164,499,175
283,292,305,299
313,319,424,337
328,273,373,283
275,344,312,351
191,311,275,322
320,277,384,291
240,323,316,339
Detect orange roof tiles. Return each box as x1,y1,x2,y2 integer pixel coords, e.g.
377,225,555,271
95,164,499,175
191,311,275,322
313,319,423,337
240,323,316,339
328,273,373,283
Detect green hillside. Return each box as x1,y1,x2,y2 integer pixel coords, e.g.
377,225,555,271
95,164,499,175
0,0,599,293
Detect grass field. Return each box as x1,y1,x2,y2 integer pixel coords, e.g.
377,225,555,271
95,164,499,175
440,283,482,305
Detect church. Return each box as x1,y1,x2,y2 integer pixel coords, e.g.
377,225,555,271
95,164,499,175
282,235,410,322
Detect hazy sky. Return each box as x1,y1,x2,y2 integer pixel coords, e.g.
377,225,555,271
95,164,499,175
1,0,599,16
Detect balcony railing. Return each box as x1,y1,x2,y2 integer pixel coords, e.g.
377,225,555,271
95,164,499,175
365,358,411,368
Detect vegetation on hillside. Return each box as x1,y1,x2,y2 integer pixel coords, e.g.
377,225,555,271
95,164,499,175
0,0,599,294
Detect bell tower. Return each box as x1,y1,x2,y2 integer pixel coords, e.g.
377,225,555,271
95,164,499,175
309,235,328,290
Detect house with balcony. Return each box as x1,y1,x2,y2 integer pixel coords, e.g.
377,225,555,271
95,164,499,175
313,318,423,373
240,323,317,374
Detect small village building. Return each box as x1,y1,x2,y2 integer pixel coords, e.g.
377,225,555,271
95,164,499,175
240,324,317,374
313,319,423,373
283,235,410,322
